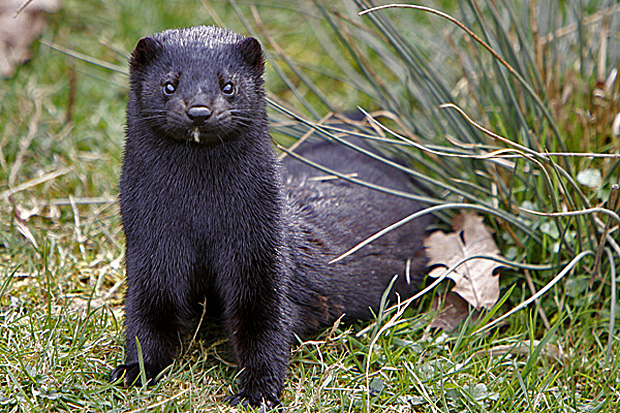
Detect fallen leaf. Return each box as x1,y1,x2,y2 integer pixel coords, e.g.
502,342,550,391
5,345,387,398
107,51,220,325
424,213,503,310
0,0,62,78
430,291,470,331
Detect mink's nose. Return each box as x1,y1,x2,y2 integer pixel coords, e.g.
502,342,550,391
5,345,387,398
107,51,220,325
187,106,212,125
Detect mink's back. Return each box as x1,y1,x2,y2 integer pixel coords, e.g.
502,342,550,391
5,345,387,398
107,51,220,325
281,138,431,333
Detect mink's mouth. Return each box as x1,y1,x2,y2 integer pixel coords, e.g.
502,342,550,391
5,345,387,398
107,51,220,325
180,125,228,145
152,117,233,145
192,127,201,143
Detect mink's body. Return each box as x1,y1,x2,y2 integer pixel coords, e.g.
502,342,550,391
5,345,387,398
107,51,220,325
111,26,431,409
282,140,430,332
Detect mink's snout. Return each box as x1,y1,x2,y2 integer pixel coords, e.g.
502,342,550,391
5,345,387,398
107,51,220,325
187,105,212,125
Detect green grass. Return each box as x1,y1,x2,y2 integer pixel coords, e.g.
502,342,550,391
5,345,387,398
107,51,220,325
1,0,619,412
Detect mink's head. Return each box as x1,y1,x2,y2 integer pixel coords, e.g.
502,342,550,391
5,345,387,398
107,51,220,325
127,26,266,145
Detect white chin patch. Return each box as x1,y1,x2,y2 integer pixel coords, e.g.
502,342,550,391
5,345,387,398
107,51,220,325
192,127,201,143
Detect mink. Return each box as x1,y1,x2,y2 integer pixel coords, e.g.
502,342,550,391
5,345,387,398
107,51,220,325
110,25,431,410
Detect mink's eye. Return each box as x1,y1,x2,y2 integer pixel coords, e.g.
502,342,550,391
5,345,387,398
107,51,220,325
222,82,235,96
163,81,176,96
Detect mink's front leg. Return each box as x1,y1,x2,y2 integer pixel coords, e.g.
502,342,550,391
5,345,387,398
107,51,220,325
222,264,290,409
110,250,192,386
109,289,179,385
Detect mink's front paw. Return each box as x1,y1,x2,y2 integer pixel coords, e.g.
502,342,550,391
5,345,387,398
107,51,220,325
109,363,160,387
226,392,283,412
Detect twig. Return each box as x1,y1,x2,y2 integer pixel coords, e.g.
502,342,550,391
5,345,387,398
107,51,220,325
592,184,619,285
46,196,117,206
1,168,73,201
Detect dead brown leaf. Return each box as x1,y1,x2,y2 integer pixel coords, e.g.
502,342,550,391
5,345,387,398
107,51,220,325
0,0,61,78
424,213,504,310
430,291,477,331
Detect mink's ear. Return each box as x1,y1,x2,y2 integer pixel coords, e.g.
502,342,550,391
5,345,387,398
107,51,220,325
238,36,264,74
130,36,163,70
